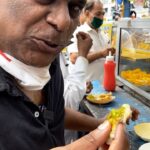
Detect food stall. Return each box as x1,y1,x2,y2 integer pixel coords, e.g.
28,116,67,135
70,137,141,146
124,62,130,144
80,19,150,150
116,18,150,103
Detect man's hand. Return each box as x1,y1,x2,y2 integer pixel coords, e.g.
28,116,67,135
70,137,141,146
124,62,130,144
86,81,93,94
126,106,140,124
101,47,116,57
77,32,93,58
107,124,129,150
51,121,130,150
52,121,111,150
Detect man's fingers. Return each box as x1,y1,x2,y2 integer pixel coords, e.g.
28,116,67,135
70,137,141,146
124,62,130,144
114,124,126,140
131,107,140,121
77,32,86,40
66,121,111,150
107,48,116,54
109,124,129,150
76,31,91,40
84,121,111,148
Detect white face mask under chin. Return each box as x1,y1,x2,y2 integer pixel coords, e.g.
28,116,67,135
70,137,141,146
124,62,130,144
0,51,51,91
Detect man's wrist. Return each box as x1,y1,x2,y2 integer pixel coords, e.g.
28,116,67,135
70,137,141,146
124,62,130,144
98,51,104,58
78,52,88,58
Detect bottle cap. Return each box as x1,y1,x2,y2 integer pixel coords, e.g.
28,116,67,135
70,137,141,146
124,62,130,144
106,51,114,61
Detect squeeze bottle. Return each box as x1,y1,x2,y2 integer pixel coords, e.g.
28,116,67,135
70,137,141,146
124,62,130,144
103,51,116,91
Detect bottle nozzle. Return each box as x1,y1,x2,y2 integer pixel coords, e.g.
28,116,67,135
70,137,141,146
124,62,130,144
109,51,111,56
106,51,114,61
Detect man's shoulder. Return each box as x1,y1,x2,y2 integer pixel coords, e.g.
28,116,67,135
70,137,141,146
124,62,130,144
74,23,91,34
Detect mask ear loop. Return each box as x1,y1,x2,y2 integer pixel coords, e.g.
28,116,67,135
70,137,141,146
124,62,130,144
0,50,11,62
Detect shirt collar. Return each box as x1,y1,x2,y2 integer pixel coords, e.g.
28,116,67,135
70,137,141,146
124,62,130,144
0,67,22,97
83,22,93,32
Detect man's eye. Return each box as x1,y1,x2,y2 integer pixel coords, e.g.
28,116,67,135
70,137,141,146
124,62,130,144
36,0,54,5
69,5,82,19
96,11,105,16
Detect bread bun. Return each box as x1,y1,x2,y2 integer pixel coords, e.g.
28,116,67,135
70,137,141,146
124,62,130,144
106,104,132,144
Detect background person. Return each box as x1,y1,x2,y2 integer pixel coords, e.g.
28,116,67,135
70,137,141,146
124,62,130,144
68,0,115,81
130,10,137,19
60,32,93,144
113,12,121,21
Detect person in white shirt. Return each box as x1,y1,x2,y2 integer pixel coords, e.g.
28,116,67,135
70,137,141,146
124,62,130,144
68,0,115,81
60,32,93,144
60,32,92,110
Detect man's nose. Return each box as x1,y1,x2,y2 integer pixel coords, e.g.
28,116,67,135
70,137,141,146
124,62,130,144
46,7,71,32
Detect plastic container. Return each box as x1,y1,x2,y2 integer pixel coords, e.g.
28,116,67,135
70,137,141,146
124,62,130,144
103,51,116,91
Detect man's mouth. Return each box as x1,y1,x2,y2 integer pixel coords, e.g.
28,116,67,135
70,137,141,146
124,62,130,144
44,40,58,48
31,36,63,53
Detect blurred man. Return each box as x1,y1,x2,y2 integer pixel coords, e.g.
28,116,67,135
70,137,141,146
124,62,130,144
130,10,137,19
113,12,121,21
60,32,93,144
68,0,115,81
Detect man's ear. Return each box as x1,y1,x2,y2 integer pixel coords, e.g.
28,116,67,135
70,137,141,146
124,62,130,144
84,10,89,17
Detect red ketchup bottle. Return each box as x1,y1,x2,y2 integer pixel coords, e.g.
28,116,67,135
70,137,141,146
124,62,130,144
103,51,116,91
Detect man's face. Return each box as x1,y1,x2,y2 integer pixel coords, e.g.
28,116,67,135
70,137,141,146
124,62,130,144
0,0,86,67
86,2,104,25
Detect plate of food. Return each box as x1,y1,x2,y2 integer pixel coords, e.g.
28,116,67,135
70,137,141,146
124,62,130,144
134,123,150,142
86,92,115,104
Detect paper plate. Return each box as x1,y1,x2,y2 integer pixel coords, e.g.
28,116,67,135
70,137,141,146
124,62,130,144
86,92,115,104
134,123,150,142
139,143,150,150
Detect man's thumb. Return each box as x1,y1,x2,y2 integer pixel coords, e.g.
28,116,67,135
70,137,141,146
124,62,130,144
91,121,111,146
83,121,111,148
66,121,111,150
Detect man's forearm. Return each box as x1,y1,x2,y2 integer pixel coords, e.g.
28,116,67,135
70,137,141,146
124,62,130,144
87,51,104,63
70,50,104,64
64,108,104,131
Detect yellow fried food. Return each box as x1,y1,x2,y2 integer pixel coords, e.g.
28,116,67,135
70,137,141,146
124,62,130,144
137,42,150,51
107,104,132,144
121,68,150,86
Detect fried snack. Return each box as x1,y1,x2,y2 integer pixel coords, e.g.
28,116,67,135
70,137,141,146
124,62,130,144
86,92,115,104
106,104,132,144
121,68,150,86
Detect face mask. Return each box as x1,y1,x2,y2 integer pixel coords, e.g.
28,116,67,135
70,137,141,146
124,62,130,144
0,51,51,91
91,17,103,29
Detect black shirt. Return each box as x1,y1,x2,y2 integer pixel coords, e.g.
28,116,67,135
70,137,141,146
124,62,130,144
0,58,65,150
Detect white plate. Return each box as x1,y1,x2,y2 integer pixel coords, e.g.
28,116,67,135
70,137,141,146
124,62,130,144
139,143,150,150
134,123,150,142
